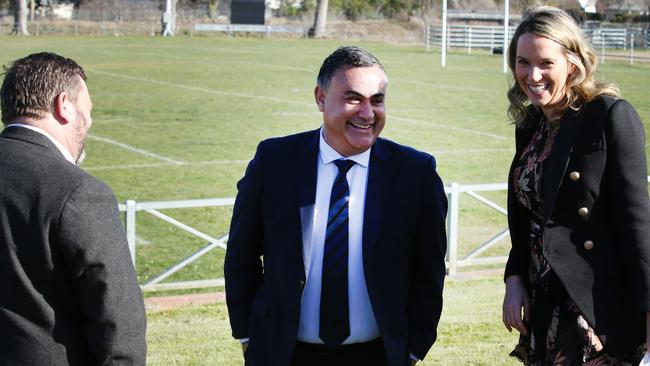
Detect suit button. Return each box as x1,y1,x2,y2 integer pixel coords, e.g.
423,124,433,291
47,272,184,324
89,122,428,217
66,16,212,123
569,171,581,181
584,240,594,250
578,207,589,217
298,280,305,289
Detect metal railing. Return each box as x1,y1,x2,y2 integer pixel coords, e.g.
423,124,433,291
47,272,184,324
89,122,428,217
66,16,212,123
121,177,650,290
426,24,650,54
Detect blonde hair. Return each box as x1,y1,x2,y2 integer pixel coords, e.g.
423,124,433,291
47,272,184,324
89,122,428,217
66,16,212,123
506,6,620,127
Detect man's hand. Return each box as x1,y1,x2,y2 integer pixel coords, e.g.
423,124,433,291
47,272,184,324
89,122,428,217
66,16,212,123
502,275,530,336
241,342,248,357
411,359,418,366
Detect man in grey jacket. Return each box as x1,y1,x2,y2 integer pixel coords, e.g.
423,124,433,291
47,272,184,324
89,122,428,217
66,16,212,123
0,52,146,365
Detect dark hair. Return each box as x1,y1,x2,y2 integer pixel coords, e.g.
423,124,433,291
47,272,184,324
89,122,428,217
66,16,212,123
1,52,86,125
317,46,385,90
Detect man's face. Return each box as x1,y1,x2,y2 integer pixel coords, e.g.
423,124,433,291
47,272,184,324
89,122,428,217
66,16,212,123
71,78,92,165
315,65,387,157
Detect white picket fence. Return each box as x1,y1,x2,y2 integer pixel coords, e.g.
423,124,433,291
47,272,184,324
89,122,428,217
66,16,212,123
121,177,650,291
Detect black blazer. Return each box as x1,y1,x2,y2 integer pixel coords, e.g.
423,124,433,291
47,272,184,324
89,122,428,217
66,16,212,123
224,129,448,366
505,96,650,356
0,127,147,365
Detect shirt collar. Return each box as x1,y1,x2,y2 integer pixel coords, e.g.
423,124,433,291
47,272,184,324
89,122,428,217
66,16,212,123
5,123,76,164
319,127,370,168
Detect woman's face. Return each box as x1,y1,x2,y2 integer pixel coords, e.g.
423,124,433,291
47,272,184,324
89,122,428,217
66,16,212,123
515,32,575,117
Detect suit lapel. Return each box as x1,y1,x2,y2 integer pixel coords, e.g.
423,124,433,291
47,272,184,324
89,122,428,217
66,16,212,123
542,109,582,220
362,139,395,269
294,129,320,276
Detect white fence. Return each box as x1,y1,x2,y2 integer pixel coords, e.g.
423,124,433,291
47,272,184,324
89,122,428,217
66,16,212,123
121,177,650,291
426,24,650,53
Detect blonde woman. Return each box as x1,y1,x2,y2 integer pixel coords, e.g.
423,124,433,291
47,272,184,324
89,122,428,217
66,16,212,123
501,6,650,365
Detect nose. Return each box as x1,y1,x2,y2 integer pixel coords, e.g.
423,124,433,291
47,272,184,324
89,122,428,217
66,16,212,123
529,67,542,82
358,100,374,121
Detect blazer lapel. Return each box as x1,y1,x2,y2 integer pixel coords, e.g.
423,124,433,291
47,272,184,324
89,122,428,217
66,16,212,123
542,109,582,220
362,139,395,269
294,129,320,276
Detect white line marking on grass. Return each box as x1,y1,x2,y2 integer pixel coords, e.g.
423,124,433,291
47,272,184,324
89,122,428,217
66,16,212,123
95,117,132,124
87,135,185,165
391,79,494,93
135,52,314,73
90,70,507,141
85,159,248,171
275,111,321,116
392,115,509,141
88,70,313,108
429,148,512,155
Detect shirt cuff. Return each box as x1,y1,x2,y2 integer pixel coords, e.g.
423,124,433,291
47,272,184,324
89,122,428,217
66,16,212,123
239,338,249,344
409,352,419,361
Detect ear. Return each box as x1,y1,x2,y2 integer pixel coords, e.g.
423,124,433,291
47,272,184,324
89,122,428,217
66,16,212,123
53,91,75,125
314,85,326,112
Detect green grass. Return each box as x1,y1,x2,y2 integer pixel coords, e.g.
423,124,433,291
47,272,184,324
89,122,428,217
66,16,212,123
1,35,648,284
146,272,521,365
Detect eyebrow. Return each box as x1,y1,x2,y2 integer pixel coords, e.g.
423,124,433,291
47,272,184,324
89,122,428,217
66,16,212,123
343,90,385,98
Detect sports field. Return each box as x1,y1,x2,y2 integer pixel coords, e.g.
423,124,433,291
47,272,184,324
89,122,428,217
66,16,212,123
1,35,649,365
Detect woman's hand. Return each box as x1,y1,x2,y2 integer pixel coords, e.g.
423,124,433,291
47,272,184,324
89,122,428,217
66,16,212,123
502,275,530,336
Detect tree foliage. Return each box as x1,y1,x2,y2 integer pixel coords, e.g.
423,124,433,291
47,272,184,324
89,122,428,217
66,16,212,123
327,0,438,20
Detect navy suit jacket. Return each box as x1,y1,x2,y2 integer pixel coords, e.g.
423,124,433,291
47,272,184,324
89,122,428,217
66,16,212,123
225,129,448,366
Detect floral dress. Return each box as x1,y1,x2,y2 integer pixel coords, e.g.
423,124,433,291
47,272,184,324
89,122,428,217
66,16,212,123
510,117,645,366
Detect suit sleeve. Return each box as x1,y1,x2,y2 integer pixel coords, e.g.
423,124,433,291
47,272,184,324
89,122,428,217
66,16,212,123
604,100,650,312
224,142,266,339
57,178,147,365
408,156,448,360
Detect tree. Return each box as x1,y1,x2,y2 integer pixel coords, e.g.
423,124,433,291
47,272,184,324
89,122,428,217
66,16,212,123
11,0,29,35
309,0,328,38
208,0,217,18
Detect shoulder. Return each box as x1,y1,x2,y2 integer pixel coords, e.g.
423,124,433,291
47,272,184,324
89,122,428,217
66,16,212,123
375,137,436,169
581,95,636,115
258,129,318,151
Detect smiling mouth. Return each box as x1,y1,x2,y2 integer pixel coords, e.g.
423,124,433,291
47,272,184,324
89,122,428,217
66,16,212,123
348,121,373,129
528,84,547,94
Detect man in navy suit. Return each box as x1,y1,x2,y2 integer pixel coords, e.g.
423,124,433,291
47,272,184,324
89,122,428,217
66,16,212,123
225,46,447,366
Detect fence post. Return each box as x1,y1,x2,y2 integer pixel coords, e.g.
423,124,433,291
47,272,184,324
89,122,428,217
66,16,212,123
630,33,635,65
125,200,137,267
601,29,605,64
467,26,472,55
446,182,460,276
425,24,430,52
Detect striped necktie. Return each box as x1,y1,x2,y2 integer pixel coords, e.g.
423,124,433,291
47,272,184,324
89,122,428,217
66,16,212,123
319,159,355,346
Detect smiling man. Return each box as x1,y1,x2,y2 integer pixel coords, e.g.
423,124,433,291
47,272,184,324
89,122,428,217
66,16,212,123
225,46,448,366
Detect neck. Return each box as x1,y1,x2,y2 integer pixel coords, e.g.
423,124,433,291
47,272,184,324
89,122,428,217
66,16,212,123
9,115,75,158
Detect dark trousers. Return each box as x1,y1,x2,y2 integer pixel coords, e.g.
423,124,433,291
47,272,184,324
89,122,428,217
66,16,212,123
290,339,388,366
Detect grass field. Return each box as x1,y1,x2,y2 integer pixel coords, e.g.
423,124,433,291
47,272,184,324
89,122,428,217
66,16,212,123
146,272,521,366
1,35,648,364
3,35,648,285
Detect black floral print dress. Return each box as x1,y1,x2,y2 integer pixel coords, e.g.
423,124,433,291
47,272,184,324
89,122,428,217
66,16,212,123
510,117,645,366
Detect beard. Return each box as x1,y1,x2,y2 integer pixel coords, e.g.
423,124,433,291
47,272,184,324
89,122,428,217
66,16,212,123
73,111,90,166
75,141,86,166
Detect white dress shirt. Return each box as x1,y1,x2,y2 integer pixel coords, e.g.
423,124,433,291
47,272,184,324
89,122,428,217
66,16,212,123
5,124,75,164
297,127,380,344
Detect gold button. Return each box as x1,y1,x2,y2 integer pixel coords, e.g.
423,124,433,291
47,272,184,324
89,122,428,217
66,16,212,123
584,240,594,250
578,207,589,216
569,171,581,181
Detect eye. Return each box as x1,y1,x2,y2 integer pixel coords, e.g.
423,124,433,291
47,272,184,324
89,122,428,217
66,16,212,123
345,97,361,105
371,96,384,105
516,59,528,65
